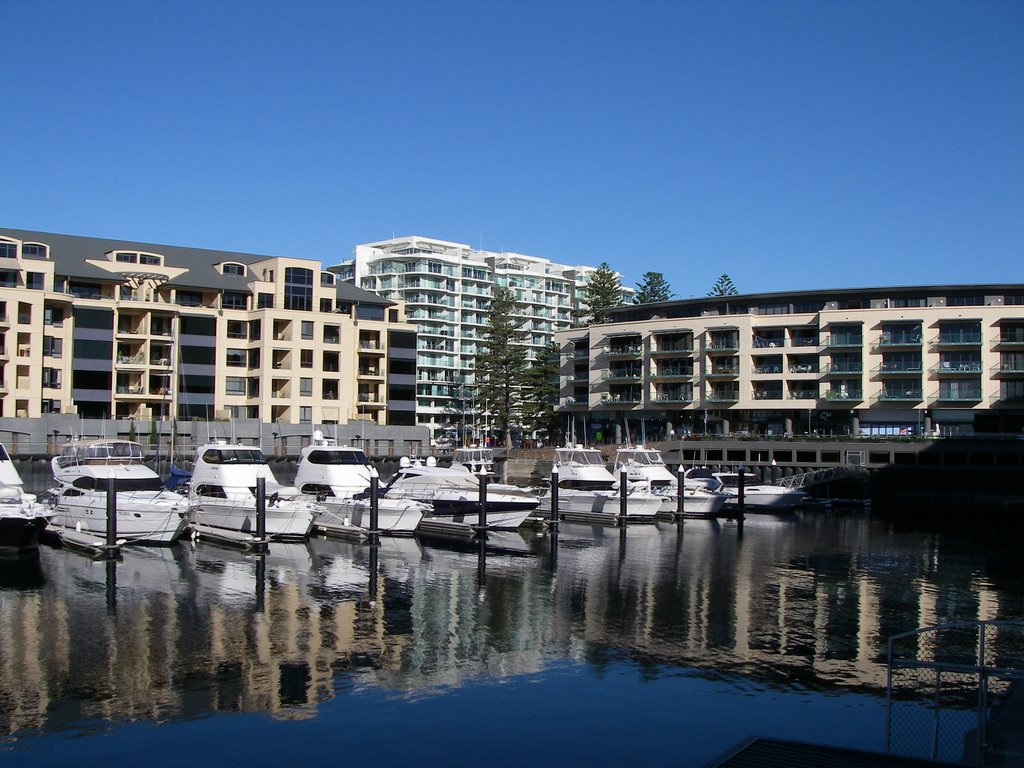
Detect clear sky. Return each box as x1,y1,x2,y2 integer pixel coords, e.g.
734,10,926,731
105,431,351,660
2,0,1021,297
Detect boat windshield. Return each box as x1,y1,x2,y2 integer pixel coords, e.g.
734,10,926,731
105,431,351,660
71,476,164,492
622,451,663,466
58,440,144,468
558,450,604,466
200,448,266,465
306,449,368,465
454,449,492,463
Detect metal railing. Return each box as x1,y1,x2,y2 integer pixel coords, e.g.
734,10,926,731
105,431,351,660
887,620,1024,765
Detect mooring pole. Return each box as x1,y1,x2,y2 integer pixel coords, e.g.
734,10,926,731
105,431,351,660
736,463,746,530
676,466,685,519
619,468,628,527
255,475,268,551
106,475,118,551
550,465,559,528
478,474,488,538
368,467,380,544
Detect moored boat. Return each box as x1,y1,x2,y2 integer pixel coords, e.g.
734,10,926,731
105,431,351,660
613,445,727,519
187,441,319,540
0,442,52,554
543,445,662,521
48,438,188,545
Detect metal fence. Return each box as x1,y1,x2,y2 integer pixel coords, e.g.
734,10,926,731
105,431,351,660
887,620,1024,765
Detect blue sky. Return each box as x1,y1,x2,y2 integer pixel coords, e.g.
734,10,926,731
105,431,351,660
2,0,1021,297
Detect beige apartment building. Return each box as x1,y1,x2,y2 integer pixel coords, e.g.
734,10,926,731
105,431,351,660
0,229,417,426
557,285,1024,442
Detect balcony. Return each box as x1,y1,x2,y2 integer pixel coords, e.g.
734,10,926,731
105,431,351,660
751,365,783,375
877,362,923,375
822,390,863,402
790,336,820,348
935,332,982,346
823,363,861,375
752,390,784,401
993,362,1024,376
787,390,819,400
933,362,982,375
116,353,146,366
788,363,819,374
598,393,642,406
934,387,983,403
706,366,739,378
603,371,642,382
878,388,924,402
654,393,693,404
877,331,923,348
651,342,693,355
705,391,739,403
994,331,1024,346
707,340,739,352
607,345,642,358
824,334,863,348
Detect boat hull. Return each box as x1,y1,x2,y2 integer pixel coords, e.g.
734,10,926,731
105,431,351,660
49,494,189,544
721,487,805,511
0,514,49,553
549,490,662,521
188,497,316,540
316,498,424,535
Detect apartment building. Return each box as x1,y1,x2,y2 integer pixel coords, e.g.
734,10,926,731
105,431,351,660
0,229,417,425
556,285,1024,441
333,236,630,439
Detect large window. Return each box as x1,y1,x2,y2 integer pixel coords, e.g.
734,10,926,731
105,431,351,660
226,348,246,367
225,376,246,395
284,267,313,311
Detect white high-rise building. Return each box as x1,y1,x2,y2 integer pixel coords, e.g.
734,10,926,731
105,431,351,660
333,236,629,440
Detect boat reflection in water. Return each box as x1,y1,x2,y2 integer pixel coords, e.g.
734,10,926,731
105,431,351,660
0,511,1020,764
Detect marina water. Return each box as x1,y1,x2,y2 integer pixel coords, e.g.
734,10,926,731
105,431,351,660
1,507,1021,766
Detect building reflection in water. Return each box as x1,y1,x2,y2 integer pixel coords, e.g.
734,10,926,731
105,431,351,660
0,514,1017,739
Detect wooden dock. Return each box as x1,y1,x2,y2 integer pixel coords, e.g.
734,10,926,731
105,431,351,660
48,525,124,558
190,523,268,550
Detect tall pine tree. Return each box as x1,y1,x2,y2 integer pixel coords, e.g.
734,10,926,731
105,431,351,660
707,273,739,296
520,342,563,445
577,262,623,325
475,287,529,450
634,271,672,304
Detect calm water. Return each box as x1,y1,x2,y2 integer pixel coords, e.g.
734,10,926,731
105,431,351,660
1,511,1022,767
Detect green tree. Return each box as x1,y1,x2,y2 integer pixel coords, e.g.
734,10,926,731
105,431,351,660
520,342,563,445
577,261,623,325
475,287,529,450
634,271,672,304
707,273,739,296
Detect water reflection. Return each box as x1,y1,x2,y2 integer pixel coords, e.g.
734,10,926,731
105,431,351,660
0,513,1021,744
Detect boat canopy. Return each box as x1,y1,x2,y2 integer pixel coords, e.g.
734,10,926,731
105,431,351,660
304,448,368,466
556,448,605,466
199,447,266,465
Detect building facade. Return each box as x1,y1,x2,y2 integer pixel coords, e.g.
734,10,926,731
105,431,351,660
0,229,417,426
334,236,630,441
556,285,1024,442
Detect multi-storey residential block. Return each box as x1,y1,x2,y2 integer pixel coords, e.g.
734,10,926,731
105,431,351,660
334,236,630,440
557,285,1024,441
0,229,417,425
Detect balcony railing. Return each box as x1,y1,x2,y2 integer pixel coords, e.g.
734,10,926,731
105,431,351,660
707,340,739,351
752,390,784,400
653,368,693,378
996,331,1024,345
879,388,924,401
607,345,642,357
822,363,861,374
878,332,923,347
877,362,923,374
653,342,693,353
933,362,982,375
787,390,819,400
822,390,863,401
935,388,983,402
705,391,740,402
935,332,982,345
654,394,693,403
751,365,783,375
824,334,863,348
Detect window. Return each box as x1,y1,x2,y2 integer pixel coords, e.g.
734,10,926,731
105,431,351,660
74,308,113,330
139,254,161,266
17,303,31,324
299,377,313,396
223,263,245,276
226,348,246,367
299,406,312,424
26,272,44,290
175,290,202,307
74,339,112,360
759,303,789,315
225,376,246,395
284,267,313,311
248,319,262,341
891,296,927,308
68,282,103,299
22,243,46,257
947,295,983,307
43,336,62,358
42,399,61,414
180,315,216,336
42,368,61,388
222,291,247,310
356,305,385,321
300,349,313,368
320,298,333,313
301,321,314,340
257,293,273,309
115,252,137,263
247,377,260,397
226,320,247,339
323,325,340,344
180,345,215,365
320,273,334,286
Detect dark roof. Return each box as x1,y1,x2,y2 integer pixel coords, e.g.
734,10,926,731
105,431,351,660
0,228,390,305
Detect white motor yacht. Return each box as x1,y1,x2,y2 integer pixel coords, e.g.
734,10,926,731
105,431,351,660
187,441,319,540
613,446,727,519
293,432,425,535
543,445,662,521
382,457,537,530
712,471,806,511
0,442,52,553
49,438,189,545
